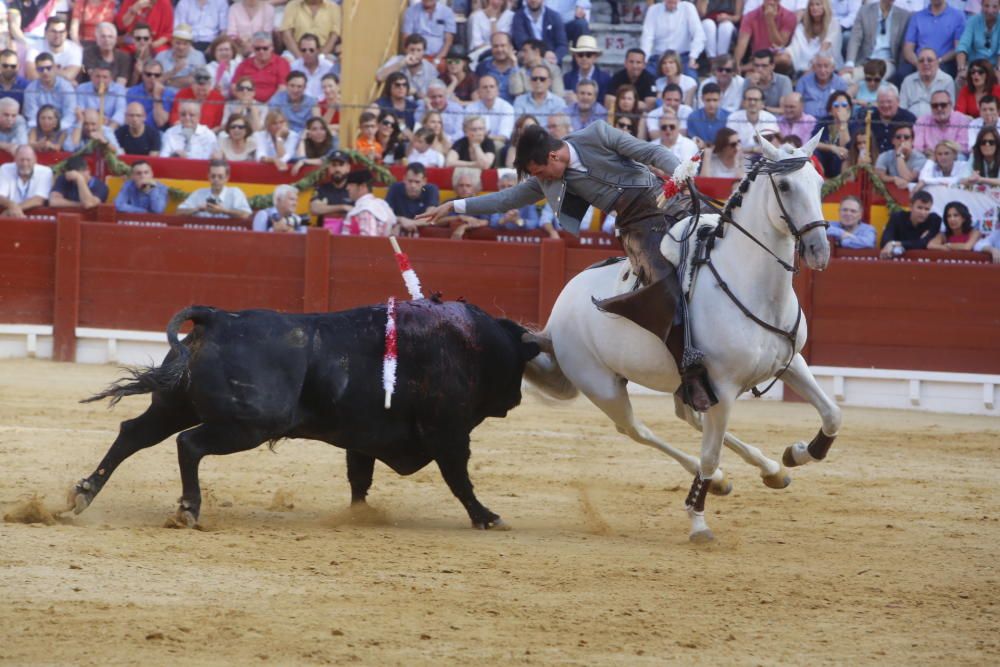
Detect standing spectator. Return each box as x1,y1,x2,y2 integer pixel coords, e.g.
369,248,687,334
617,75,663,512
36,16,83,83
777,92,816,144
126,60,173,129
71,0,117,46
696,55,746,113
727,85,780,152
795,51,848,118
217,113,257,161
406,127,446,168
968,101,1000,166
64,108,123,153
734,0,797,74
252,184,307,233
605,48,657,111
827,195,876,248
402,0,456,68
125,22,157,85
289,34,334,101
653,51,698,106
76,64,127,129
269,71,316,134
845,0,909,81
640,0,705,79
744,50,793,113
49,155,109,210
204,36,241,99
0,145,53,216
697,0,743,60
115,102,161,155
656,108,699,162
700,127,745,177
900,0,965,80
0,98,27,156
874,122,926,187
114,159,167,213
442,45,477,104
514,64,568,125
343,169,396,237
254,110,298,170
169,66,226,129
177,159,251,218
80,22,130,86
173,0,228,52
956,0,1000,75
879,189,940,257
28,104,67,153
475,32,520,103
309,149,352,226
789,0,842,74
115,0,173,54
376,73,419,131
466,74,515,146
564,35,611,102
446,114,496,169
509,38,564,99
511,0,569,62
565,79,607,130
227,0,274,59
927,201,981,251
376,34,439,101
232,32,290,103
916,139,971,187
223,76,266,132
468,0,515,63
161,100,219,158
0,50,28,107
646,84,692,139
24,53,77,129
156,24,206,89
914,90,971,155
956,59,1000,119
686,82,730,146
546,0,591,47
814,90,855,176
415,80,466,142
387,162,440,235
869,84,915,154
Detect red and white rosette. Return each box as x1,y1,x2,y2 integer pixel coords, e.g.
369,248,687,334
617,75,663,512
383,237,425,409
662,154,702,199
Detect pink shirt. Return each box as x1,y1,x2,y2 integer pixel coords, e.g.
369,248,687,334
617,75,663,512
739,6,797,53
227,2,276,45
914,111,972,155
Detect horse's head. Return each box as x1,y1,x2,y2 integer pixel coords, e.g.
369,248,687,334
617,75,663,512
755,131,831,271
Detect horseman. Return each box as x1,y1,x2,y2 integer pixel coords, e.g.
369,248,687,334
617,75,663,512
418,121,715,411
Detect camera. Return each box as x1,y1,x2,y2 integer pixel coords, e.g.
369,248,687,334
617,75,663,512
206,196,220,205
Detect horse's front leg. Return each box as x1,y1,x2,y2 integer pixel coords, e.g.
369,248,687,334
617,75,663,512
685,391,734,543
778,354,842,468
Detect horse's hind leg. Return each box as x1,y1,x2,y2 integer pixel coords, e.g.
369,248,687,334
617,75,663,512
778,354,842,468
674,397,790,489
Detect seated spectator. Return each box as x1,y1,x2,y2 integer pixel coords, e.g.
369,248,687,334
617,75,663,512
49,155,108,210
125,22,158,84
233,32,290,103
564,35,611,102
698,0,741,61
177,159,252,219
977,224,1000,262
114,160,167,214
407,127,445,168
446,167,490,238
956,0,1000,77
386,162,440,235
613,113,639,137
544,112,571,140
778,92,816,145
0,50,29,108
854,59,887,108
875,123,926,188
696,55,745,114
963,127,1000,187
29,105,67,153
169,67,226,130
640,0,704,79
442,45,477,104
204,36,242,100
605,48,657,111
354,111,382,162
468,0,515,63
173,0,228,52
0,98,28,156
536,202,564,239
254,110,298,171
309,150,352,227
815,90,855,176
727,85,780,153
656,108,699,162
466,75,514,146
475,32,520,104
899,0,965,80
419,109,453,156
610,83,646,139
700,127,745,178
789,0,842,74
900,48,956,118
566,79,607,131
313,73,341,132
734,0,797,74
289,33,334,101
402,0,457,66
156,25,205,90
253,184,308,233
269,71,317,134
223,76,267,133
745,50,793,113
509,38,565,100
343,169,396,237
879,189,941,257
227,0,275,60
827,195,876,248
24,53,77,129
447,114,496,169
511,0,569,61
114,0,173,54
37,16,83,83
844,1,908,81
870,84,916,154
967,95,999,150
161,101,219,159
653,51,698,107
76,64,127,129
795,51,848,118
687,82,730,147
0,146,53,216
376,73,419,133
374,111,407,165
415,80,465,142
916,139,971,187
64,108,123,154
81,22,130,86
217,113,257,162
927,201,981,251
514,64,570,127
376,34,439,101
71,0,118,46
291,116,336,175
914,90,971,156
488,169,540,230
115,102,161,156
956,59,1000,119
125,60,173,129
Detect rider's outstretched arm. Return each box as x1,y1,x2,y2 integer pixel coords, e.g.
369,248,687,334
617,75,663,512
460,177,545,217
600,122,682,176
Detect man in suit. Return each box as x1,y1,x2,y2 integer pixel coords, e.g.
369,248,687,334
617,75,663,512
563,35,611,102
417,121,716,411
511,0,571,62
844,0,911,82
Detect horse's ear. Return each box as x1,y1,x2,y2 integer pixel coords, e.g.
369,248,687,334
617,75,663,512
757,130,780,161
802,131,823,157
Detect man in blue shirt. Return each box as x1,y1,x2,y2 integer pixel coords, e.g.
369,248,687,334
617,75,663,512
827,196,877,249
269,71,317,133
475,32,520,103
24,53,76,128
686,83,730,147
565,79,607,131
956,0,1000,74
49,156,109,210
900,0,966,79
402,0,457,66
0,49,28,108
385,163,440,234
76,64,127,130
794,52,849,119
115,160,168,214
126,61,175,129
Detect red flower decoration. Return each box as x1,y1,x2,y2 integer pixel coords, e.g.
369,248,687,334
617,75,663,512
663,179,680,199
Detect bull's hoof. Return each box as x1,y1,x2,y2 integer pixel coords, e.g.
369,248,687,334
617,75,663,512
473,517,510,530
761,465,792,489
782,441,814,468
708,473,733,496
689,528,715,543
69,480,94,515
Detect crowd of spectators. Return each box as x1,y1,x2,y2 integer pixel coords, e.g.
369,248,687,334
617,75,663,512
0,0,996,257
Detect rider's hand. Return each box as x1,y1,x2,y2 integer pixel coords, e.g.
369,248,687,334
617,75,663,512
416,201,455,225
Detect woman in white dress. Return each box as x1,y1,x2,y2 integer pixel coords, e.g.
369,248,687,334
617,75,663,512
789,0,841,74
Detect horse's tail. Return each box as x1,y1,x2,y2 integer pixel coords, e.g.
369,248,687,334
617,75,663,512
81,306,215,406
522,331,579,402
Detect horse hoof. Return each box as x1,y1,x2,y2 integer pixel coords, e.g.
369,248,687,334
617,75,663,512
708,475,733,496
689,528,715,543
69,481,92,514
762,466,792,489
782,441,810,468
473,517,510,531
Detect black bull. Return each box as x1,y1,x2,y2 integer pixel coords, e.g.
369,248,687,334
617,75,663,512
73,299,543,529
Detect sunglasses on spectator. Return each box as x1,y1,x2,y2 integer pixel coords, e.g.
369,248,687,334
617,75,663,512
982,139,997,146
660,124,677,131
300,47,316,53
237,84,253,91
254,45,272,52
831,101,850,108
230,124,247,130
1,64,17,69
576,52,597,58
446,58,464,64
616,121,633,129
972,68,987,76
143,71,161,77
715,66,733,73
865,76,881,83
531,76,549,82
392,80,408,86
36,65,53,72
380,119,396,126
931,102,950,109
134,35,151,41
728,141,740,148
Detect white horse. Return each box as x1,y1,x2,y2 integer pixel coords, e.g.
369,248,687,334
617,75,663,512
524,134,843,542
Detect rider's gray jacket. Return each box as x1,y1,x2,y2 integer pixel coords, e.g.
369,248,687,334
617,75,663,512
460,121,681,235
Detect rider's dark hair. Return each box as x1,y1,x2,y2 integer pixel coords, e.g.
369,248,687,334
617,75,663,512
513,124,565,179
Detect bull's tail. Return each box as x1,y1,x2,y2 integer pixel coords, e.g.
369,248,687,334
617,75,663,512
81,306,216,406
522,331,579,402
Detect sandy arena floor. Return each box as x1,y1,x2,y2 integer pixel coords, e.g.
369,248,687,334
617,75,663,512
0,358,997,666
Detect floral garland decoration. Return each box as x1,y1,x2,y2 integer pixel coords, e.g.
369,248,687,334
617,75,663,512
821,163,902,213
